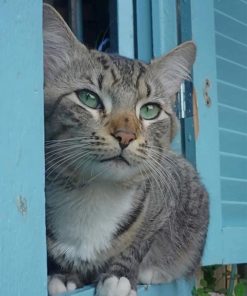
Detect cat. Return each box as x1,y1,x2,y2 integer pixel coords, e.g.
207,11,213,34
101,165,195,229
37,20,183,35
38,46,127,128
43,4,209,296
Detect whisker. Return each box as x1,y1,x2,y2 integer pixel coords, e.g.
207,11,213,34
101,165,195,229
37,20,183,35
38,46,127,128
143,156,178,202
85,166,109,185
48,152,93,183
45,144,91,157
63,154,95,187
46,150,91,178
46,148,84,169
46,136,94,143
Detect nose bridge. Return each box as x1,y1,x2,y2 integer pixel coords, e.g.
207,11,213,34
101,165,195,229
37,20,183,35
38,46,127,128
107,112,139,149
108,111,139,135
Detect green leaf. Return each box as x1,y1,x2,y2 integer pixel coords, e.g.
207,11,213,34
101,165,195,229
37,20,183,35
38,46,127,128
200,279,208,288
239,279,247,285
234,282,247,296
195,287,210,296
192,286,197,296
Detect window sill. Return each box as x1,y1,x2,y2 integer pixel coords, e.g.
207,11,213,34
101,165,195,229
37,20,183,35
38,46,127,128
63,279,194,296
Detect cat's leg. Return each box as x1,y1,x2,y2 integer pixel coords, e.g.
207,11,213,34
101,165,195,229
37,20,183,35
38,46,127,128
96,240,152,296
137,228,204,285
48,273,83,296
96,276,137,296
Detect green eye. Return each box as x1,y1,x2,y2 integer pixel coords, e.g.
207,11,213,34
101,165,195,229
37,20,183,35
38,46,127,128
140,103,161,120
77,89,103,109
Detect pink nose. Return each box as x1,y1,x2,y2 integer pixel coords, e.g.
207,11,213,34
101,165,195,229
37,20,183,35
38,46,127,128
113,130,136,149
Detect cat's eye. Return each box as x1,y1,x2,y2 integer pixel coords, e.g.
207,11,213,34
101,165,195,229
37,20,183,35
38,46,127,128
77,89,103,109
140,103,161,120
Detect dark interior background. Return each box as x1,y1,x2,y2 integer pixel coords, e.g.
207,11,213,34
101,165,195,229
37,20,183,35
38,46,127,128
44,0,117,52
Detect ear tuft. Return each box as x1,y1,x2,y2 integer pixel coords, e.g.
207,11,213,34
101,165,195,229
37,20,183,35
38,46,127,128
149,41,196,97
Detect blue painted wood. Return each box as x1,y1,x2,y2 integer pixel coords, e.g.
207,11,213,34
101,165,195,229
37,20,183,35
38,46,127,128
135,0,153,62
217,82,247,110
222,203,247,227
191,0,247,264
191,0,223,265
220,154,247,179
221,178,247,202
213,0,247,264
222,227,247,264
220,133,247,156
0,1,47,296
151,0,177,56
216,34,247,67
218,105,247,133
117,0,134,58
216,58,247,89
214,0,247,24
220,129,247,156
214,11,247,45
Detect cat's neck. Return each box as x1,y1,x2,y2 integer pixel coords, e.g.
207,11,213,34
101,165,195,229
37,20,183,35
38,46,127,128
77,180,137,197
46,167,144,194
46,177,139,201
46,179,139,262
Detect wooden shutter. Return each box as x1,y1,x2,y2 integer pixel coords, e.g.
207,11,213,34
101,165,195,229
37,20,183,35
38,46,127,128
191,0,247,265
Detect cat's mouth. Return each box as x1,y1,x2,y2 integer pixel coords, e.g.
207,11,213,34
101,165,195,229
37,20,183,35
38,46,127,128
100,155,130,166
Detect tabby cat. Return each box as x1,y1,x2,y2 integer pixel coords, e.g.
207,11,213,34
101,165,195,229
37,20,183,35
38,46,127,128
44,4,209,296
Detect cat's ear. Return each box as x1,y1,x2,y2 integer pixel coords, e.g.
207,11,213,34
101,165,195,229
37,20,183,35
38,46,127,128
43,4,87,78
149,41,196,97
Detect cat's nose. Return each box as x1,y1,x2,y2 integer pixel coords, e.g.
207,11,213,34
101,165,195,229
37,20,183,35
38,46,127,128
112,129,136,149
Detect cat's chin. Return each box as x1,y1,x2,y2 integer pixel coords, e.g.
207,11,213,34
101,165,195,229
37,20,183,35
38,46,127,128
100,155,130,166
81,159,140,183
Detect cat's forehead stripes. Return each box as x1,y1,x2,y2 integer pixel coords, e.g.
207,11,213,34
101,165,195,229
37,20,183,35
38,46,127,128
97,74,104,90
92,52,150,100
108,55,148,90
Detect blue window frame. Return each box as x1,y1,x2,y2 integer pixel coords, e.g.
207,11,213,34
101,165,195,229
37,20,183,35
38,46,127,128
0,1,47,296
1,1,246,296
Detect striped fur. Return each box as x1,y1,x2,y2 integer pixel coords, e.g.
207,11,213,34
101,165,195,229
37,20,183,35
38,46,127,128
44,4,209,296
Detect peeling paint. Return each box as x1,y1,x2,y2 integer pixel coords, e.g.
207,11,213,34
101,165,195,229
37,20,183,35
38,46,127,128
16,196,28,216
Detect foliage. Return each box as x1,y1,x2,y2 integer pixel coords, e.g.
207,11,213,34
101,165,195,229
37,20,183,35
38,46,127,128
234,280,247,296
192,266,247,296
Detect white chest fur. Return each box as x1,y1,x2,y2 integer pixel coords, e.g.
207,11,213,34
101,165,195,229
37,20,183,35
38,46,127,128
46,182,135,263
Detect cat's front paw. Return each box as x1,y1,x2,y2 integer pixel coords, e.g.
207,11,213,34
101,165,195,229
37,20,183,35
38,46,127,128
96,276,137,296
48,274,78,296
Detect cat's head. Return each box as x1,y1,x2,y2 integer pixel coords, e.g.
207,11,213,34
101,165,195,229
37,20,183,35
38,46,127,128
43,4,196,184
